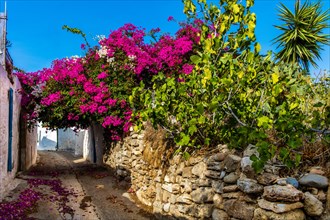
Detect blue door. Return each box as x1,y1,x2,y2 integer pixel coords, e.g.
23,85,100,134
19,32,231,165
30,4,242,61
8,88,13,172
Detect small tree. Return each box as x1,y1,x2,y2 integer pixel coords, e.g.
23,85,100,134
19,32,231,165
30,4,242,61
273,0,329,73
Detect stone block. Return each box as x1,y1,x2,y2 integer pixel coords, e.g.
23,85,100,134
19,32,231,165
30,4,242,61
176,194,193,204
257,199,304,213
254,208,305,220
224,155,241,172
192,162,207,178
223,200,256,220
182,167,193,178
212,209,229,220
237,178,263,194
304,192,324,216
191,187,214,204
263,185,304,202
213,193,224,209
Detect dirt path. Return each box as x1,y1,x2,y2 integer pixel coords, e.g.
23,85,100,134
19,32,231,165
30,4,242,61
1,151,155,220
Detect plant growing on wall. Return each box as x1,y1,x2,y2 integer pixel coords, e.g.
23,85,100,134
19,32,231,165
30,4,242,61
134,0,329,172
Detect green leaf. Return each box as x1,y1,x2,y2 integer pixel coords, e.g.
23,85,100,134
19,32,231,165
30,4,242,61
289,102,299,110
272,72,279,84
254,43,261,53
197,103,204,114
257,116,272,128
188,125,197,135
190,55,201,64
252,159,264,174
198,116,206,124
232,4,240,14
209,101,218,111
179,133,190,146
183,151,191,160
313,102,323,107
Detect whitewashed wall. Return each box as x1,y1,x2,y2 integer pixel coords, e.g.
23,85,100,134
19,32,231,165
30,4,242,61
37,124,57,150
58,128,85,156
0,65,21,197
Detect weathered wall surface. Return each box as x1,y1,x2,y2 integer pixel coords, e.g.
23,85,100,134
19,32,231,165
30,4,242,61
58,128,85,156
104,125,330,220
24,127,37,170
19,122,38,171
84,124,104,165
0,65,22,196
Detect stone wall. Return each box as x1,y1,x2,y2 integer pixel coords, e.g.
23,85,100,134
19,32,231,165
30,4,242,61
103,126,330,220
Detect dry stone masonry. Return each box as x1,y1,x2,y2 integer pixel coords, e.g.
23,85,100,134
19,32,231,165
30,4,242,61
103,127,330,220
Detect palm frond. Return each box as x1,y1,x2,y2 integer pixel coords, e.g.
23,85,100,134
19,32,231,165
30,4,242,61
272,0,330,73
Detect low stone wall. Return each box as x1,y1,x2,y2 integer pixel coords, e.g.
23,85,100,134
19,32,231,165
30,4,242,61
103,126,330,220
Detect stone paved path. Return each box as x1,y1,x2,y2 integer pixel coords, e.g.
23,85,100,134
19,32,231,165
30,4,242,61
2,151,155,220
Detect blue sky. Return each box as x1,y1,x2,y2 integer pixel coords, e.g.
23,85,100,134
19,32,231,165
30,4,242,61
4,0,330,75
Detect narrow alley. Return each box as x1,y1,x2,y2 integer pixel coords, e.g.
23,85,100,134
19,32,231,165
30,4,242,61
1,151,155,220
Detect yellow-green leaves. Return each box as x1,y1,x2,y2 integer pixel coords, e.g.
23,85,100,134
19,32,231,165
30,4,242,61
271,72,279,84
257,116,273,128
246,0,254,8
289,102,299,110
238,71,244,79
202,68,212,87
190,55,201,64
254,43,261,53
205,38,216,54
232,4,240,14
183,0,196,15
204,68,212,80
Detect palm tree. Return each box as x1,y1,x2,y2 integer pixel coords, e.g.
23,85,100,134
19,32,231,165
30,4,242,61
273,0,329,73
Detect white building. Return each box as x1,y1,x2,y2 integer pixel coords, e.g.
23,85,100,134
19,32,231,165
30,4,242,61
0,10,37,198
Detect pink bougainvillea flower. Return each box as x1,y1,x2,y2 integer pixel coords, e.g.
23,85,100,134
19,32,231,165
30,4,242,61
40,91,61,106
97,71,108,79
182,64,194,75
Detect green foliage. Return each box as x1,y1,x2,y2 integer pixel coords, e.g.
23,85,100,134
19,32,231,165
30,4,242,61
133,0,329,172
273,0,330,73
62,25,90,48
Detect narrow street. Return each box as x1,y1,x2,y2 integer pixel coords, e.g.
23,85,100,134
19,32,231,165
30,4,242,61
2,151,155,220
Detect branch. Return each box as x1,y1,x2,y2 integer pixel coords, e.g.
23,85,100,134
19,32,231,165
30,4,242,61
223,102,247,127
310,128,330,134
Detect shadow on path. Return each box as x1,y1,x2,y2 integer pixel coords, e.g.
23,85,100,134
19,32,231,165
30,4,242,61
2,151,157,220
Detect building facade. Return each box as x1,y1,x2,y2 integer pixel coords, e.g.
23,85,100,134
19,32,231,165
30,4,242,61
0,10,37,198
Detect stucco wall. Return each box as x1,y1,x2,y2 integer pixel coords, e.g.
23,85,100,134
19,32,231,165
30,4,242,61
0,65,22,196
58,128,85,156
20,125,38,171
82,124,104,164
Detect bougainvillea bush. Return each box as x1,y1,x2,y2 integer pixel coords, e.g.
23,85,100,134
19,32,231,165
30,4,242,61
17,21,201,141
16,0,328,171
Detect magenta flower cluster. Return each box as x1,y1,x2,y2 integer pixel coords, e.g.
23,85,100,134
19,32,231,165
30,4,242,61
0,189,41,220
16,19,201,141
0,177,75,219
